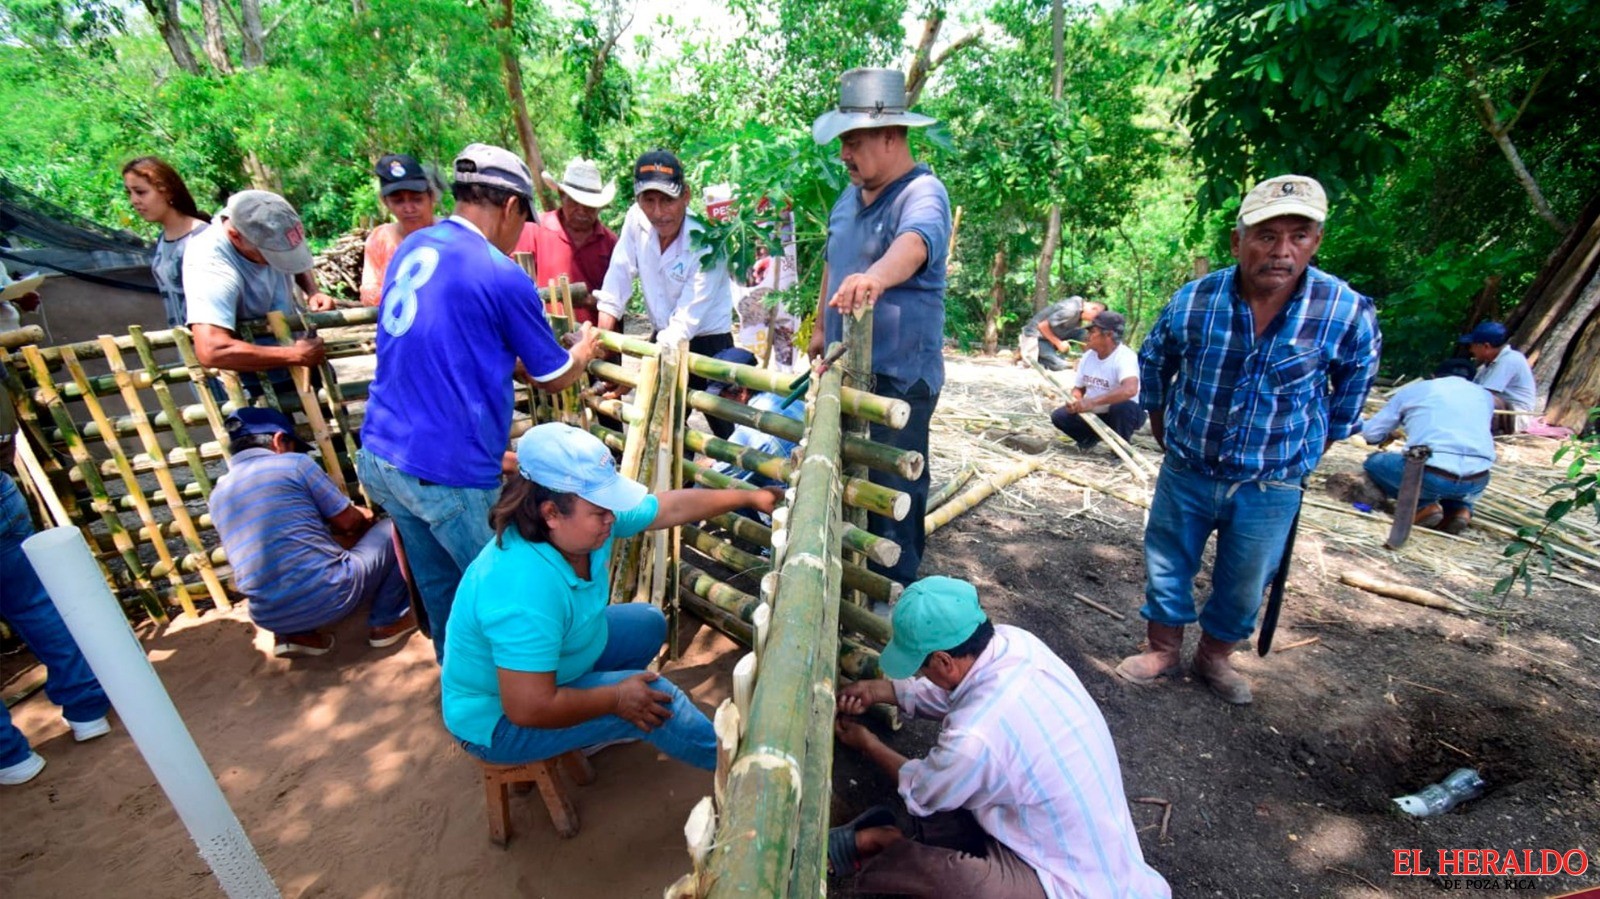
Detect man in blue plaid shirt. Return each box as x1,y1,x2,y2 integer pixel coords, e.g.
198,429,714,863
1118,174,1380,705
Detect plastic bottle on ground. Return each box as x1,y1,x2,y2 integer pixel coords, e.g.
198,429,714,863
1393,767,1485,817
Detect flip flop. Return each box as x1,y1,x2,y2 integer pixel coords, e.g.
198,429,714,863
827,804,898,874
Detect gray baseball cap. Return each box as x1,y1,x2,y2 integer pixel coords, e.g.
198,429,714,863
453,142,534,201
224,190,312,274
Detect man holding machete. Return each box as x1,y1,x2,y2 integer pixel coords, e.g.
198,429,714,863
1120,175,1381,705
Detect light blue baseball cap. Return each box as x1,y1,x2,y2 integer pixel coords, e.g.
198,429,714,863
515,422,648,512
878,576,988,679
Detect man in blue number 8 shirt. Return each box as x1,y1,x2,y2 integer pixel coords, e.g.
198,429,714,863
358,142,600,664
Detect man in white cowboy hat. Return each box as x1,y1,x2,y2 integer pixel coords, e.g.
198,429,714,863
808,67,952,585
514,157,619,327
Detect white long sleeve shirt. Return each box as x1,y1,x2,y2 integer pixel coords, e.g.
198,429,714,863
594,204,734,345
892,625,1171,899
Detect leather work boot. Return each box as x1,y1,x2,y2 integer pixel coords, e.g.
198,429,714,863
1413,502,1444,529
1115,622,1184,684
1440,507,1472,535
1192,632,1252,705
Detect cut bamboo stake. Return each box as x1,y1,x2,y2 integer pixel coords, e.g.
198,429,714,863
61,346,198,616
925,457,1042,534
695,509,901,605
171,329,236,463
266,312,347,494
841,306,876,613
686,388,923,480
1339,571,1473,615
685,428,909,520
127,326,213,497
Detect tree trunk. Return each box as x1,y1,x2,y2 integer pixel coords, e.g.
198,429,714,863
239,0,266,68
1467,67,1566,234
1542,277,1600,431
495,0,558,211
904,10,945,107
199,0,234,74
1508,199,1600,362
983,249,1007,355
1032,208,1061,312
1031,0,1065,313
140,0,201,74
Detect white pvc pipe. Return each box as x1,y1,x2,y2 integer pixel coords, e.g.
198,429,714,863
23,526,280,899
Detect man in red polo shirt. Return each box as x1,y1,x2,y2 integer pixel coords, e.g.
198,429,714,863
514,158,619,326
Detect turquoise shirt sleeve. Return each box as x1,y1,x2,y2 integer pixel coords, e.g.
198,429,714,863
612,494,659,540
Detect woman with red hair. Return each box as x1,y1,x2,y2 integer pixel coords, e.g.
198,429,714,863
122,156,211,327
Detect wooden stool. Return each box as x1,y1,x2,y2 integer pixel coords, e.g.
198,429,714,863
479,750,597,845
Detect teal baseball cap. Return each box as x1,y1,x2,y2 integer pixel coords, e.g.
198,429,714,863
515,422,648,512
878,576,988,679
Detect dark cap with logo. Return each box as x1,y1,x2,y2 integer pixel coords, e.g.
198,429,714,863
375,153,431,197
225,407,310,451
633,149,685,199
1458,321,1509,347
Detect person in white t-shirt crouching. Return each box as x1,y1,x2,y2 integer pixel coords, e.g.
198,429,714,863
1050,310,1145,448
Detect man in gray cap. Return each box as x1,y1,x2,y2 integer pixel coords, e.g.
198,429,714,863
1122,174,1380,705
808,67,952,584
184,189,335,374
357,142,599,663
1049,310,1144,448
1020,296,1105,372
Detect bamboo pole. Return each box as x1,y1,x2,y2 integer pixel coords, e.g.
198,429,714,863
707,506,899,569
684,429,909,520
266,312,347,493
618,355,660,481
29,307,383,365
594,329,911,429
171,328,238,462
706,348,844,898
97,335,231,611
686,389,924,480
19,346,164,619
1028,358,1151,483
927,467,976,511
840,304,876,613
697,506,901,605
0,325,44,350
925,457,1042,535
128,326,213,496
664,341,690,655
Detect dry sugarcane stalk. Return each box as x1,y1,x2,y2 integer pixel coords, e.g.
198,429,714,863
1338,570,1473,615
60,346,199,615
925,457,1042,534
705,347,845,898
1041,464,1152,510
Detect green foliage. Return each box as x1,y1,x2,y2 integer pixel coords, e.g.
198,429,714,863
1494,409,1600,600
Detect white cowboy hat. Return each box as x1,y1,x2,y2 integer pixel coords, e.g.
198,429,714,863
811,68,938,145
540,158,617,208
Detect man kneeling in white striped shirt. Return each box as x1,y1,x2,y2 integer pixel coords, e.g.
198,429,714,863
832,576,1170,899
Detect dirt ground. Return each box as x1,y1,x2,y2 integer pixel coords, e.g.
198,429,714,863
3,354,1599,898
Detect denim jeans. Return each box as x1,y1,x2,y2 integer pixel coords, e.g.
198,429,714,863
354,449,498,663
1050,401,1147,446
1363,452,1489,513
869,379,939,584
463,604,716,770
256,519,412,638
1142,458,1303,643
1,473,111,766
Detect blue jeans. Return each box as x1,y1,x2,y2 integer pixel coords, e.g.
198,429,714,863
869,380,938,584
354,449,497,664
1,474,111,766
1142,458,1303,643
1363,453,1488,513
252,519,412,637
463,604,716,770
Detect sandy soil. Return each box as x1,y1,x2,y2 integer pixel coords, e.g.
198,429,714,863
3,353,1598,898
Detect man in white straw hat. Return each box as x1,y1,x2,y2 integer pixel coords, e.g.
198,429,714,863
514,157,619,327
808,67,951,585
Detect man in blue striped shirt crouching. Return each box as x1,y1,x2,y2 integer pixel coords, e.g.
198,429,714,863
831,576,1170,899
211,409,416,658
1118,175,1381,704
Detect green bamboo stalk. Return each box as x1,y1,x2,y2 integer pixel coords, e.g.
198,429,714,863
925,457,1041,535
150,546,229,578
839,305,877,616
706,348,845,898
679,560,762,626
587,358,641,390
617,354,660,481
266,312,349,494
695,474,899,568
838,635,884,681
0,326,44,350
663,341,690,656
684,429,909,520
19,346,165,619
0,348,79,521
128,326,213,496
686,389,924,480
171,327,240,461
30,307,383,365
681,592,754,647
60,347,199,615
98,335,231,611
927,466,976,511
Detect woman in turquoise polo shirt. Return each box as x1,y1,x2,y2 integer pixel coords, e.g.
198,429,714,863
441,422,779,768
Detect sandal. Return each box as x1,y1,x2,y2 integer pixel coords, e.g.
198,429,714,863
827,804,898,874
